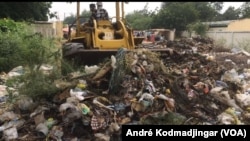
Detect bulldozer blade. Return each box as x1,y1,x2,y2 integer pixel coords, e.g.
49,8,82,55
62,41,178,66
134,37,145,45
62,42,121,65
63,49,121,65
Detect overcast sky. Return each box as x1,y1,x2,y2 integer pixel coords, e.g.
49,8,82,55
49,2,244,21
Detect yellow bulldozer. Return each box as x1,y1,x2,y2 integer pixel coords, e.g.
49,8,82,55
62,2,167,65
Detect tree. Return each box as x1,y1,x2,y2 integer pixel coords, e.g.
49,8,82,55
161,2,218,21
63,14,76,25
150,2,229,37
211,2,223,12
210,2,225,21
187,21,208,37
63,10,91,25
0,2,56,21
125,3,154,30
240,2,250,18
221,6,240,20
190,2,217,21
151,2,199,35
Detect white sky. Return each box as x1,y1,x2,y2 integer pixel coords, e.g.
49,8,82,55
49,2,244,21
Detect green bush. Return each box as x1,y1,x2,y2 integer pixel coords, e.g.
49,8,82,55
0,18,64,100
0,18,26,33
0,18,61,72
17,71,60,100
187,21,208,37
0,19,26,72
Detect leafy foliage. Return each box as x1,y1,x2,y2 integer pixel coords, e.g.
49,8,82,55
190,2,217,21
21,33,55,70
0,18,63,99
0,2,56,21
211,2,224,12
151,2,199,33
0,19,27,72
125,3,156,30
17,70,60,100
221,6,240,20
0,18,26,32
124,2,244,36
240,2,250,18
64,10,91,25
0,18,61,72
187,21,209,37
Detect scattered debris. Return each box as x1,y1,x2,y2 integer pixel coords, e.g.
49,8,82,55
0,36,250,140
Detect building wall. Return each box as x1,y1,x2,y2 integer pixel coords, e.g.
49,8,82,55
227,18,250,31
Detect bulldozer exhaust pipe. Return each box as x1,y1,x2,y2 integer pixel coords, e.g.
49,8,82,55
76,2,80,36
116,2,120,22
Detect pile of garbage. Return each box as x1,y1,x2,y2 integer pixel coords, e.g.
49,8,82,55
1,36,250,140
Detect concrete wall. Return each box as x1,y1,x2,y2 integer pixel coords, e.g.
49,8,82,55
206,19,250,50
32,21,63,38
55,21,63,38
208,27,227,32
182,18,250,49
169,29,175,41
206,31,250,49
